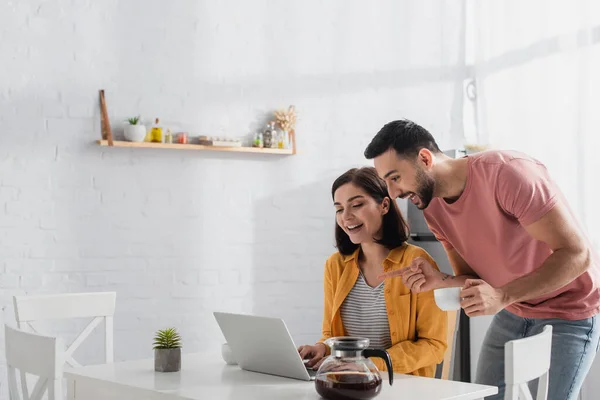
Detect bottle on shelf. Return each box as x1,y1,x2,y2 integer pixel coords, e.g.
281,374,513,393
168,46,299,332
263,122,274,148
253,132,260,147
151,118,163,143
277,129,285,149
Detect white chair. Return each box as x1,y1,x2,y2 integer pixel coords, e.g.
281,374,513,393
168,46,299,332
504,325,553,400
13,292,116,368
435,310,459,380
5,324,64,400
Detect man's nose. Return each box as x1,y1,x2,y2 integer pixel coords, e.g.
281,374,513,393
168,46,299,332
388,186,401,200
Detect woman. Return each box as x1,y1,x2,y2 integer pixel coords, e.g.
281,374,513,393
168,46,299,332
298,167,447,377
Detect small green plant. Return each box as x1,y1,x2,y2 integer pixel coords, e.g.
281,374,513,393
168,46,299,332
126,115,141,125
153,328,182,349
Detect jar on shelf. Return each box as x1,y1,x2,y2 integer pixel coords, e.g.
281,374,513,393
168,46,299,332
177,132,188,144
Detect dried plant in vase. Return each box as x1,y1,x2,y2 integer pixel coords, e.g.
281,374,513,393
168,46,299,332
274,105,297,133
153,327,182,372
464,143,489,154
274,105,297,149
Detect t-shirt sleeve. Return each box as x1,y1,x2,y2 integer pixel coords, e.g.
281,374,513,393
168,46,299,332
496,158,558,226
423,212,454,250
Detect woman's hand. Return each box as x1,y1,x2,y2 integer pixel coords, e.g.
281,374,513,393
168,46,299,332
298,343,327,370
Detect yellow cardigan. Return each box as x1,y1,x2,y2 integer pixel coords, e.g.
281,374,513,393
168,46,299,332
318,243,447,377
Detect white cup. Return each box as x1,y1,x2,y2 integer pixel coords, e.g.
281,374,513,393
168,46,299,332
434,287,462,311
221,343,237,365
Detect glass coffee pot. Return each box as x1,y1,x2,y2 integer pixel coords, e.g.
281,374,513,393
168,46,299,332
315,337,393,400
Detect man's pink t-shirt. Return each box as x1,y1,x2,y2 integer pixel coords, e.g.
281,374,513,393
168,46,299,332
424,150,600,320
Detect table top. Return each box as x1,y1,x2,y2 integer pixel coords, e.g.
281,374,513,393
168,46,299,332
64,352,497,400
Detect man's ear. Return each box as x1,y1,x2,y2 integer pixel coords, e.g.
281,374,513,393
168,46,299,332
417,148,434,170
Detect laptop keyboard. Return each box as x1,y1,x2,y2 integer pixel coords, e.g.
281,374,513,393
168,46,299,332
306,366,317,378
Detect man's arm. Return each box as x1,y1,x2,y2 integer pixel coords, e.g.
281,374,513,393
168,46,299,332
461,200,592,316
438,248,479,288
378,248,479,292
414,206,590,296
500,201,591,303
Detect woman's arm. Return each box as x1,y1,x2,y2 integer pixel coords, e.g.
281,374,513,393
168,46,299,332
317,259,335,354
372,289,447,373
372,251,448,374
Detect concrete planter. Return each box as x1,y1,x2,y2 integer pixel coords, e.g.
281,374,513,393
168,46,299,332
124,124,147,142
154,348,181,372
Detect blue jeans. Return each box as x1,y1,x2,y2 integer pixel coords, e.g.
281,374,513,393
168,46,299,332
476,309,600,400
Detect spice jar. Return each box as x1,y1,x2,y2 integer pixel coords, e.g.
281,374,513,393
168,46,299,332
177,132,188,144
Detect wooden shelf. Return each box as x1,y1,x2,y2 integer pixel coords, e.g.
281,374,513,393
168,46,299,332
96,140,295,155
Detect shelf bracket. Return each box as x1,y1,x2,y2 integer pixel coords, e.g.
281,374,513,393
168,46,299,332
99,90,114,146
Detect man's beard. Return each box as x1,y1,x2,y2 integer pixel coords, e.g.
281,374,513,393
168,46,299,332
414,167,435,209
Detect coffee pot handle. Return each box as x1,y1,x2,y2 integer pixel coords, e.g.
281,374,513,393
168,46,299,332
362,349,393,385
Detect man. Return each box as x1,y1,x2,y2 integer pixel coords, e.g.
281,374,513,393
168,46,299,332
364,119,600,400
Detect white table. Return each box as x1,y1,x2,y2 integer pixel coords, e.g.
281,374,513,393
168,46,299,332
65,352,498,400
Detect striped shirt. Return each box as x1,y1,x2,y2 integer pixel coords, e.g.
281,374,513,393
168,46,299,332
340,272,392,349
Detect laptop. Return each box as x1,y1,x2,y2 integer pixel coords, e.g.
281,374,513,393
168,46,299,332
213,312,317,381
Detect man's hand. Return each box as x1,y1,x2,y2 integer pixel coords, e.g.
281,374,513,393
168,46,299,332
460,279,510,316
298,343,327,370
378,257,447,293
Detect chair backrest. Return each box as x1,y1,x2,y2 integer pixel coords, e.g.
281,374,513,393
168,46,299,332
440,310,459,380
504,325,553,400
5,324,64,400
13,292,116,367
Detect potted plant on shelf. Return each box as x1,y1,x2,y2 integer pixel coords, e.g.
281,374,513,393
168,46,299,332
124,115,147,142
153,327,182,372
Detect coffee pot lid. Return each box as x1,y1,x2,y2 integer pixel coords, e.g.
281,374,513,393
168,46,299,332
325,337,370,351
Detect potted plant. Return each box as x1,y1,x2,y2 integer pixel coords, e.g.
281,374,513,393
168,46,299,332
124,115,147,142
153,327,182,372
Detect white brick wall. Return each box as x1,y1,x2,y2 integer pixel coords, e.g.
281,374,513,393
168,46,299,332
0,0,465,396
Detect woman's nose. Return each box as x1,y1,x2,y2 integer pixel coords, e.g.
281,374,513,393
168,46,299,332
342,208,353,220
